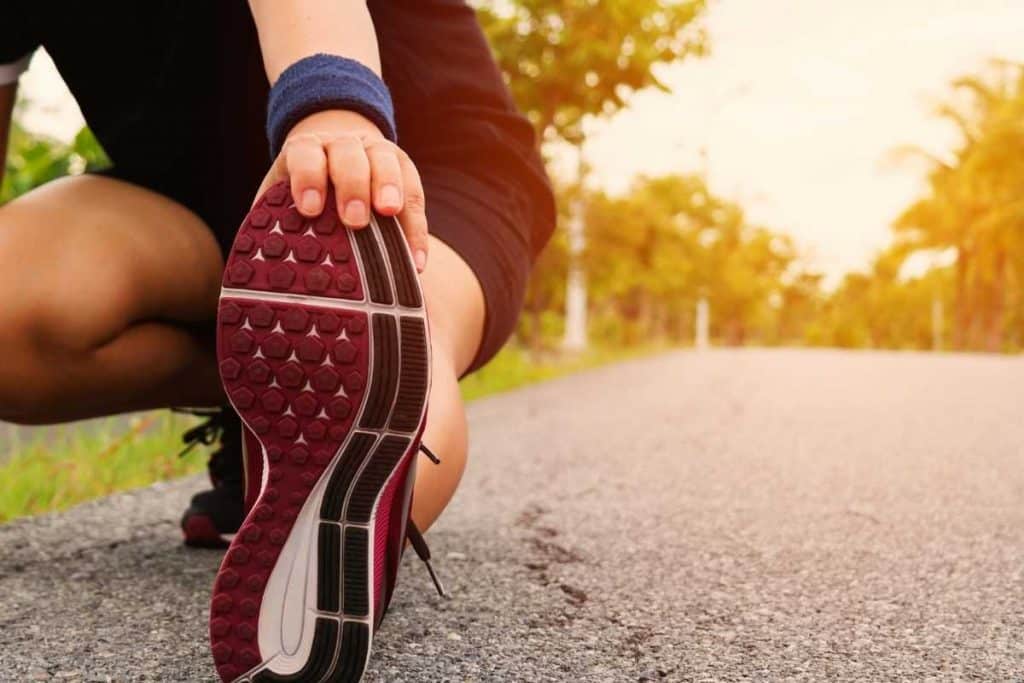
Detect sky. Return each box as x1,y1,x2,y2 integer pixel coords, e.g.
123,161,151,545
17,0,1024,284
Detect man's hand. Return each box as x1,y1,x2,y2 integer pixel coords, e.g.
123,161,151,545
255,109,428,272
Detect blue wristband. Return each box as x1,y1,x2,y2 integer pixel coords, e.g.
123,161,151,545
266,53,397,158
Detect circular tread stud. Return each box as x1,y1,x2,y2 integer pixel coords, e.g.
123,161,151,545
276,417,299,438
346,316,366,335
297,337,326,363
295,236,323,263
289,446,309,465
220,302,243,325
293,392,319,417
337,273,357,293
276,362,305,389
318,313,341,334
230,330,255,354
262,234,287,259
235,233,255,254
265,184,289,206
250,416,271,435
268,264,295,290
328,397,352,420
305,266,331,293
332,340,357,364
280,208,304,233
281,308,311,333
314,213,337,235
305,420,328,441
261,389,287,414
249,304,275,328
311,367,340,393
260,333,291,360
220,358,242,381
343,370,365,393
249,207,272,229
227,261,254,286
331,241,350,262
232,388,255,410
246,360,272,385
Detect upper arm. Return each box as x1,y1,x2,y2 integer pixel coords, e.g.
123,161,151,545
247,0,380,83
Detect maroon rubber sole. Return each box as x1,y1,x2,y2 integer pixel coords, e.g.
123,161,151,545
183,514,232,549
209,182,429,682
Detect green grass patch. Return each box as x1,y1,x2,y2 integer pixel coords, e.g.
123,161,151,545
0,413,208,524
0,344,657,524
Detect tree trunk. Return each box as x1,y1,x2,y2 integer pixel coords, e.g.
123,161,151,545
985,248,1007,352
953,247,970,350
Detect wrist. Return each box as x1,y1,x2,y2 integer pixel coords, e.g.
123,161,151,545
266,53,396,158
286,110,383,142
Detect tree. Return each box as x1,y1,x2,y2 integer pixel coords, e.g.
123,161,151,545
476,0,709,351
893,61,1024,351
476,0,708,146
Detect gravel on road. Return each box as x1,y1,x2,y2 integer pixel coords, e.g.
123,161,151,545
1,349,1022,682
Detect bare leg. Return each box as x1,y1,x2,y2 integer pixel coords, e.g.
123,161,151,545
0,175,226,423
412,237,485,531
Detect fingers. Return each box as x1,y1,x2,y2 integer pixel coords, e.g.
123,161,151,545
397,149,429,272
269,130,428,271
365,140,404,217
326,136,371,227
285,135,328,216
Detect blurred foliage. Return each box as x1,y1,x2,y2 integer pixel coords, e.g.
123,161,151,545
1,117,109,203
888,61,1024,351
519,174,812,349
5,11,1023,356
808,60,1024,352
476,0,708,145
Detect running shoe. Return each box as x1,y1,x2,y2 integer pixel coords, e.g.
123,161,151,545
210,181,432,682
179,408,263,549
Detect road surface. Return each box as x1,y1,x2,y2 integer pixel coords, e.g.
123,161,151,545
1,349,1023,681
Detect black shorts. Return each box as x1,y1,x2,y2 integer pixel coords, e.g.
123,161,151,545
3,1,555,373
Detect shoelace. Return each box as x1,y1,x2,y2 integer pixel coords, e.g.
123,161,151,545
174,407,243,486
408,443,448,598
175,407,229,456
178,411,447,597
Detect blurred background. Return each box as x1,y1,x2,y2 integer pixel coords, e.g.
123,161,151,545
4,0,1024,522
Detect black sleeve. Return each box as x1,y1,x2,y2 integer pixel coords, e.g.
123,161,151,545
0,7,41,64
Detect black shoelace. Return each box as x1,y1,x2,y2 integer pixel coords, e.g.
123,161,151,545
178,409,446,596
174,407,242,486
409,443,447,598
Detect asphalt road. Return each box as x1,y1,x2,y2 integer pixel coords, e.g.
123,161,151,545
1,349,1023,682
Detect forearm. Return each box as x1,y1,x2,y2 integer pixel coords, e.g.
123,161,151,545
0,83,15,190
248,0,381,83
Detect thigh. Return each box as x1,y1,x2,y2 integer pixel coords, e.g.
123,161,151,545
0,174,224,352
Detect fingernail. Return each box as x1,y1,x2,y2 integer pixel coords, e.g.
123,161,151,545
379,184,401,209
344,200,368,226
301,189,321,214
414,249,427,271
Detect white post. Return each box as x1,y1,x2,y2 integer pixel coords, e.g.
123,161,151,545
563,144,588,352
932,297,943,351
696,298,710,350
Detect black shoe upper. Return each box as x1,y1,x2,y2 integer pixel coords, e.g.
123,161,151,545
178,407,246,542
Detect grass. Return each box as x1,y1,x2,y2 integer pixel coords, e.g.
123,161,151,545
0,412,209,524
0,344,659,524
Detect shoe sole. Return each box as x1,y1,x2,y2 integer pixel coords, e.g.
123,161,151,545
210,182,429,682
182,512,235,549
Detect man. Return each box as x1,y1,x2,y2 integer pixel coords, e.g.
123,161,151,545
0,1,554,680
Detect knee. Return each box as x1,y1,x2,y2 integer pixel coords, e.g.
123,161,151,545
0,367,63,424
0,293,92,424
